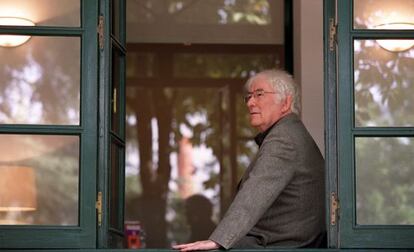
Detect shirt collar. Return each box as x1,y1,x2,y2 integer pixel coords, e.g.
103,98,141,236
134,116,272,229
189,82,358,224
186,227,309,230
254,121,276,146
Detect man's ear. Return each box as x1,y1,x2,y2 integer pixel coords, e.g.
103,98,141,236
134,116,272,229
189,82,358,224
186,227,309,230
281,95,293,113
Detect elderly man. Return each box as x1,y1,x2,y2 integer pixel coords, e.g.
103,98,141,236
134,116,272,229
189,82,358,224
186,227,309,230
173,69,325,250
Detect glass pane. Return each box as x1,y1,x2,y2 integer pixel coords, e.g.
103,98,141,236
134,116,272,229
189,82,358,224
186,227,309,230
236,94,257,183
127,0,284,44
125,87,224,248
111,48,121,133
126,49,282,80
354,40,414,127
356,137,414,225
0,134,79,225
173,53,282,79
110,140,122,230
125,46,284,249
126,52,156,78
0,0,80,27
354,0,414,30
0,36,81,125
112,0,120,39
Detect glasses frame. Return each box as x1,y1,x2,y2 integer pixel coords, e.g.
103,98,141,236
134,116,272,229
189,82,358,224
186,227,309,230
244,89,276,103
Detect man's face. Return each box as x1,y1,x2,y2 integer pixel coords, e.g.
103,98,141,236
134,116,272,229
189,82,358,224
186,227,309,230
246,76,292,132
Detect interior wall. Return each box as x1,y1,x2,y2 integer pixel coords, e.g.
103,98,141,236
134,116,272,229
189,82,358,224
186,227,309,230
293,0,324,153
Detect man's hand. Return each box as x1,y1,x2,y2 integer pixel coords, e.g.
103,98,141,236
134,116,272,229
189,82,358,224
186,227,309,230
172,240,220,251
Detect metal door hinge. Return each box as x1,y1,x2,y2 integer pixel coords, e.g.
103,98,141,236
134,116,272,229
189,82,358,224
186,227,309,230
96,191,103,226
329,18,337,52
330,192,339,225
98,15,104,50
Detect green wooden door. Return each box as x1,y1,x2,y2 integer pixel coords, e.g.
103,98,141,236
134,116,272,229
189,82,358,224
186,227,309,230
97,0,126,248
0,0,98,248
336,0,414,248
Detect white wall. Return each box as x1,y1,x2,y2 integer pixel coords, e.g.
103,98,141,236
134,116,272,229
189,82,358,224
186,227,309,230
294,0,325,153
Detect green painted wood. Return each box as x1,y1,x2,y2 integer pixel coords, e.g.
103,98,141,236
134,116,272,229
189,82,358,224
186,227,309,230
80,0,100,247
97,0,126,248
0,125,83,134
323,0,339,249
0,27,83,36
97,0,112,248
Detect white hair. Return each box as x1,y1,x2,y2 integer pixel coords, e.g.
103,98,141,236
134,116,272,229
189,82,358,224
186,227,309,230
245,69,300,115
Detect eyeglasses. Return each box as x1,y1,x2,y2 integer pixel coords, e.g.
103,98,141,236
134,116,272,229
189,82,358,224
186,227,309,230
244,89,276,103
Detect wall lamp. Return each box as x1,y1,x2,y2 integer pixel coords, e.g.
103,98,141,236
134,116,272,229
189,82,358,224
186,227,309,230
375,23,414,52
0,17,35,47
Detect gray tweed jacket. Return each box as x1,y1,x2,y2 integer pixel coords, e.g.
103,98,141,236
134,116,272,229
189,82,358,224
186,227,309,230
209,113,325,249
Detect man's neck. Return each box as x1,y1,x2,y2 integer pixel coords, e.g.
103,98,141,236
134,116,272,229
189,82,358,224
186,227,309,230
258,111,292,133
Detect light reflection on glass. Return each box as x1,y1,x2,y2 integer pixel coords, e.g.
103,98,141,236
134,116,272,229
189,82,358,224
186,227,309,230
236,94,257,183
126,51,282,80
124,44,280,247
125,87,223,247
0,36,80,125
354,0,414,29
173,53,281,79
125,1,285,247
356,137,414,225
0,0,80,27
127,0,283,44
354,39,414,127
0,134,79,225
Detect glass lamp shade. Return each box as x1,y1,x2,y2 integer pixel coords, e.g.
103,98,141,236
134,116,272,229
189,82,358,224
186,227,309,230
0,166,37,211
0,17,35,47
375,23,414,52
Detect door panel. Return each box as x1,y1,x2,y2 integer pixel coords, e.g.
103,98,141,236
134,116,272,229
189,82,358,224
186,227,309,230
337,0,414,248
0,0,98,248
97,0,126,248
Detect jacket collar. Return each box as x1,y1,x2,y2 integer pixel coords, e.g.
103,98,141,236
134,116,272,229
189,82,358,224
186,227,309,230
254,113,295,146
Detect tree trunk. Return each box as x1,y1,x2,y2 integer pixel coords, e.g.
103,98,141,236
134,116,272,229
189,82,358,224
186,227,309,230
134,88,174,248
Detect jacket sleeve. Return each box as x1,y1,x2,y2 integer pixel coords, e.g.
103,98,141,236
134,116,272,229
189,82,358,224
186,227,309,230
209,132,297,249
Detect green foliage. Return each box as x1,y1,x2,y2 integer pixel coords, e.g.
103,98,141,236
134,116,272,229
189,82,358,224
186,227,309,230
134,0,271,25
174,54,278,79
221,0,271,25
